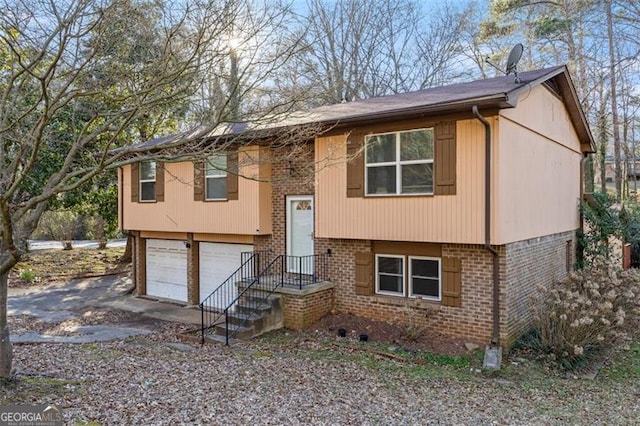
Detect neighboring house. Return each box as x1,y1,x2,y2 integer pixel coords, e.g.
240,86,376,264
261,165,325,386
602,156,640,193
119,65,595,347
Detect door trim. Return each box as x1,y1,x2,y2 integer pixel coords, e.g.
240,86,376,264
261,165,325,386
286,195,314,271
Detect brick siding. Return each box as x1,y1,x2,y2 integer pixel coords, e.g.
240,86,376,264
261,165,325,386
130,139,577,346
314,232,575,346
281,288,334,330
503,230,576,346
133,232,146,296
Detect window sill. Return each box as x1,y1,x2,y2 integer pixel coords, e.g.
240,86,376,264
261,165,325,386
371,294,441,310
364,193,434,199
138,200,157,203
204,199,229,202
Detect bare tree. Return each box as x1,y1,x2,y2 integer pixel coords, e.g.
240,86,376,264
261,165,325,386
605,0,623,200
277,0,470,107
0,0,315,378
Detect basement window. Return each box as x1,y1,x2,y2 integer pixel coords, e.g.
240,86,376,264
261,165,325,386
375,254,441,301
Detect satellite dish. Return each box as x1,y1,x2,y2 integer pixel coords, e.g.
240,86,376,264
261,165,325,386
484,43,524,84
505,43,523,82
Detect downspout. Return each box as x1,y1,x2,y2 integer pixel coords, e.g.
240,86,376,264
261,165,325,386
578,154,589,267
118,166,135,290
118,167,124,234
472,106,501,347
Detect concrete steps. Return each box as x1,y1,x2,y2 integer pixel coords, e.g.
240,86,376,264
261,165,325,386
208,288,283,343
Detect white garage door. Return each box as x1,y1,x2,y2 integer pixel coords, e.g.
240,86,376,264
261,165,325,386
199,243,253,304
146,239,188,302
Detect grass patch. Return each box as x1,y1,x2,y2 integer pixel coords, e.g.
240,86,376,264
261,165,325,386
10,247,128,287
599,342,640,381
421,352,472,368
0,375,82,405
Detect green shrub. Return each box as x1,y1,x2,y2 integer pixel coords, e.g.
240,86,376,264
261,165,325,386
20,269,36,282
529,256,640,371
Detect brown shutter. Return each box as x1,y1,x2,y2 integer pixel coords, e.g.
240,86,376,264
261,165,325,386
441,257,462,307
193,161,204,201
434,121,457,195
354,251,373,295
227,152,239,200
346,132,365,198
155,162,165,202
131,162,139,203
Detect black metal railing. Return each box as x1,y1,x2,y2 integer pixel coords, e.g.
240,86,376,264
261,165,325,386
280,253,329,290
200,253,330,345
199,250,270,344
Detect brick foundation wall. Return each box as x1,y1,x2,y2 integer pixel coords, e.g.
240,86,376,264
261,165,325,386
281,287,334,330
314,232,576,346
186,234,199,305
441,244,506,343
133,232,146,296
315,238,501,343
503,230,576,346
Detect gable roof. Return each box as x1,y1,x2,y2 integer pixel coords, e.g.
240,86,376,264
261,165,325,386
285,65,594,153
131,65,595,154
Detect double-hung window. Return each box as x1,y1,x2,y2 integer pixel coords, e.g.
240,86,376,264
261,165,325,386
205,154,227,200
375,254,441,301
365,128,434,195
139,161,156,202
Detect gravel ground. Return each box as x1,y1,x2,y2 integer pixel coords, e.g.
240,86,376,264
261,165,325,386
3,317,640,425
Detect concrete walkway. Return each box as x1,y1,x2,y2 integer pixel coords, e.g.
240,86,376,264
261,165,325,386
8,274,201,344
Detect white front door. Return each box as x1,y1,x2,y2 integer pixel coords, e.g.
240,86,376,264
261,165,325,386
286,195,314,274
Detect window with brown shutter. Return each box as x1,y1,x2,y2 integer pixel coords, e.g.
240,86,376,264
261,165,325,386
362,241,461,306
354,251,373,295
346,132,365,198
155,162,165,202
137,161,159,203
194,153,239,201
131,163,139,203
346,120,457,198
227,152,239,200
434,121,456,195
441,257,462,307
193,161,204,201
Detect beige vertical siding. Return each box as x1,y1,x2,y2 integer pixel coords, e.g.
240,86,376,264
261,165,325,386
258,148,273,234
496,86,582,244
315,120,489,244
122,146,271,235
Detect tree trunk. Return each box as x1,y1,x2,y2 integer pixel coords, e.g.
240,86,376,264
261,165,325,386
606,0,622,201
0,271,13,379
120,233,133,263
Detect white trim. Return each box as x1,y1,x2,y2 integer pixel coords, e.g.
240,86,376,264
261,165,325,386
408,256,441,301
139,161,156,202
375,254,406,297
365,127,435,196
286,195,314,270
205,154,228,201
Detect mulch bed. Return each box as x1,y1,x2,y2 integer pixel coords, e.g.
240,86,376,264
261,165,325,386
308,312,470,355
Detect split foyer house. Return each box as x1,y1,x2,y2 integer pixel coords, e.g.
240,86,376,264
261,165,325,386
119,65,595,346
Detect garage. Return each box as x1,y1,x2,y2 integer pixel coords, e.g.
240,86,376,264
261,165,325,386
146,239,188,302
199,242,253,304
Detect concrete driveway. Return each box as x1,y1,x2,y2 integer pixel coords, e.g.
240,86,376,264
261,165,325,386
8,274,201,343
